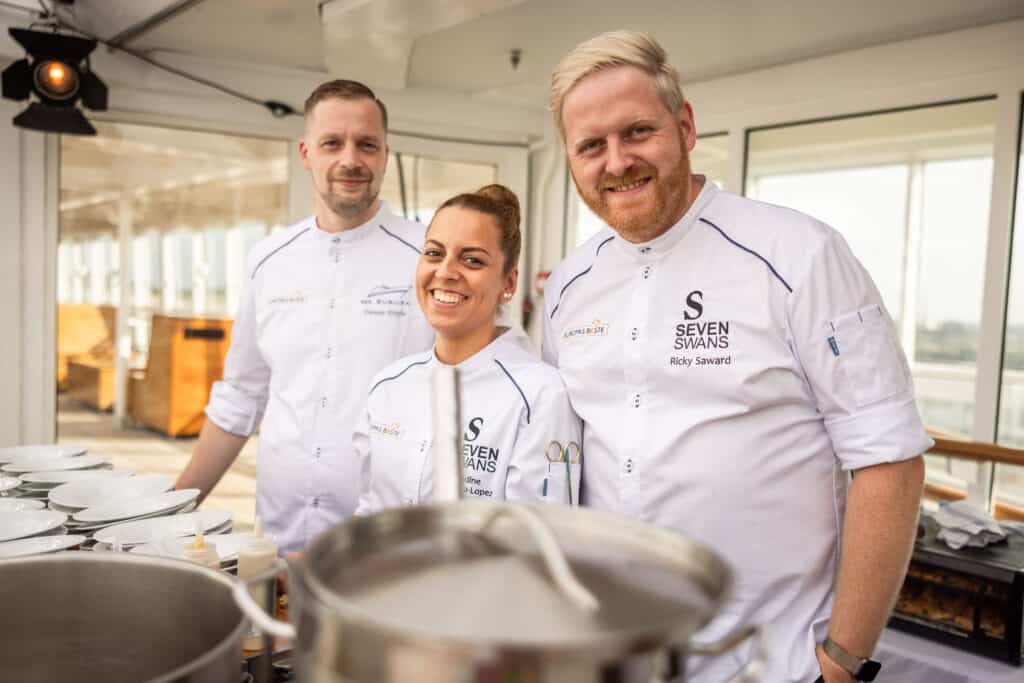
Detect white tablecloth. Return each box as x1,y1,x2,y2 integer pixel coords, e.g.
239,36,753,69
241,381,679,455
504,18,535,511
875,627,1021,682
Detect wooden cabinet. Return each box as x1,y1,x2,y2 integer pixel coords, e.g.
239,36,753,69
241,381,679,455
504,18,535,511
129,315,233,437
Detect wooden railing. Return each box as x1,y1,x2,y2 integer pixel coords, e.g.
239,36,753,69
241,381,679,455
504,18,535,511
924,430,1024,521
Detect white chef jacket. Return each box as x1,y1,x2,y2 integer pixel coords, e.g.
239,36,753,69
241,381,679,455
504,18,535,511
205,202,434,553
353,328,582,514
542,179,933,683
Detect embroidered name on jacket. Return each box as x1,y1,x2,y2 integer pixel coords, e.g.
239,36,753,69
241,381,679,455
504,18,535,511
361,285,412,317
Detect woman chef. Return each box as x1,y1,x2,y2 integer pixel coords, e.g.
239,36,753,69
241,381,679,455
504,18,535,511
353,185,581,514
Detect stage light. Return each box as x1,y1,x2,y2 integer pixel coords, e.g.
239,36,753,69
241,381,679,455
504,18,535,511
2,28,108,136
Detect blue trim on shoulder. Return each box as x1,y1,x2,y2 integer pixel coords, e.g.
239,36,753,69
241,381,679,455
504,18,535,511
699,218,793,293
369,356,431,396
493,359,531,425
378,224,421,255
549,235,615,319
250,227,311,280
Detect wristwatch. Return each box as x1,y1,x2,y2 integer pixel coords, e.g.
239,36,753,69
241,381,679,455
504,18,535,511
822,636,881,681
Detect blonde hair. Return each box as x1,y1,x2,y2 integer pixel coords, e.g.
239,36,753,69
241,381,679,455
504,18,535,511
433,184,521,274
549,31,684,139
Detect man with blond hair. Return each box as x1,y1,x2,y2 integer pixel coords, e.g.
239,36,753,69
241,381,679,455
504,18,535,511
176,80,433,553
543,31,930,682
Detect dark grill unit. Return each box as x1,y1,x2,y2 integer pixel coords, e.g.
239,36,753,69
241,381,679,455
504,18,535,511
889,516,1024,665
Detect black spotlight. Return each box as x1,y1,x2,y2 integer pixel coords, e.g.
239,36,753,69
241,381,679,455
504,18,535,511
2,28,108,136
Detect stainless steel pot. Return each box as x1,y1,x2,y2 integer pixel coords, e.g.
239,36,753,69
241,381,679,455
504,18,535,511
0,552,247,682
237,500,765,682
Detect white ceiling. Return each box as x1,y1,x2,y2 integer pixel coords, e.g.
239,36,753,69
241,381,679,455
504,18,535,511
37,0,1024,112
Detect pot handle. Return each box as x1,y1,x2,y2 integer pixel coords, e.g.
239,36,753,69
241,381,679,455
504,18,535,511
685,624,768,683
232,559,297,640
478,503,600,613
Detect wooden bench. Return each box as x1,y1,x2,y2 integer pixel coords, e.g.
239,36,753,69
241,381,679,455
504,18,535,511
66,358,115,410
129,315,233,437
57,303,116,391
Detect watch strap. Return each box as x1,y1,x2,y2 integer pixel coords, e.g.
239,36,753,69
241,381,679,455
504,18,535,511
822,637,881,681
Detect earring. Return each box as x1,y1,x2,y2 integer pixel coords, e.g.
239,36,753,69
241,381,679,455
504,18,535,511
502,291,513,301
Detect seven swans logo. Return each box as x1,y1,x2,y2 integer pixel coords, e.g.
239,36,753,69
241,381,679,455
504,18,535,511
671,291,733,367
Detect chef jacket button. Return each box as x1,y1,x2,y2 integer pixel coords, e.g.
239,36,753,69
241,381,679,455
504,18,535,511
630,328,638,340
326,347,332,359
314,447,321,457
312,497,320,508
626,458,633,474
320,396,327,408
639,247,650,254
633,394,641,407
642,265,651,279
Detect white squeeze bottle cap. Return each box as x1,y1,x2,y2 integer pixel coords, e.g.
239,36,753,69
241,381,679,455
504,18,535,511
182,524,220,569
240,517,277,557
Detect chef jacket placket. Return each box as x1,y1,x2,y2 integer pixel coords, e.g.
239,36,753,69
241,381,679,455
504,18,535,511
308,235,345,514
619,243,656,518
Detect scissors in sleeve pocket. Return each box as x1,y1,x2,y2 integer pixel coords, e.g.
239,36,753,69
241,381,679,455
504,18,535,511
543,441,582,505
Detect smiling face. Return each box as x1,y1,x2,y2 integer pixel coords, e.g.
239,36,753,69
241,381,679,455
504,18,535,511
417,206,518,348
299,96,387,228
561,65,697,243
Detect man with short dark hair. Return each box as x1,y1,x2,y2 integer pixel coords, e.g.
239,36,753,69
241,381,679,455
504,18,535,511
176,80,433,553
545,32,930,683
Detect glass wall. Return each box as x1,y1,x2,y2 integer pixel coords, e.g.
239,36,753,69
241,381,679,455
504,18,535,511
58,121,290,385
995,97,1024,509
745,99,998,492
380,152,497,225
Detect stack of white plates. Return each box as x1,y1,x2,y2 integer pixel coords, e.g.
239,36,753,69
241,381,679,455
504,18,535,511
14,469,132,500
91,509,233,550
67,489,201,534
0,444,88,463
0,499,45,512
0,535,88,558
1,454,112,476
130,532,252,571
0,510,69,543
0,475,21,496
48,474,174,513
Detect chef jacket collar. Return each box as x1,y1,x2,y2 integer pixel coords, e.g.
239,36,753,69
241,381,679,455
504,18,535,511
613,175,716,260
428,326,514,376
311,201,396,244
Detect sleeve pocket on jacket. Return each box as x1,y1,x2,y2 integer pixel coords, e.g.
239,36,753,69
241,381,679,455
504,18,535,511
828,304,909,408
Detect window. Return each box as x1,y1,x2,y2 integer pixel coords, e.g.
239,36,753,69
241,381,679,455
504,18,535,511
745,99,998,493
58,121,289,374
380,152,497,225
995,96,1024,510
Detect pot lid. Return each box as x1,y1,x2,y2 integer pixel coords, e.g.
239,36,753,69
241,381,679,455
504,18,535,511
303,501,732,655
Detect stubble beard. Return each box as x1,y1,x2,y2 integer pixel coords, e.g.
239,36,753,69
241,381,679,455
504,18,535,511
576,145,693,244
323,170,379,219
327,190,376,218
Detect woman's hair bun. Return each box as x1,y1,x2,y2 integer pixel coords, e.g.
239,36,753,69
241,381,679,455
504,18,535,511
475,184,520,229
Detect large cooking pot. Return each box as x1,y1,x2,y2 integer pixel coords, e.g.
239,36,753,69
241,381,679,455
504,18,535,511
0,552,247,682
237,500,765,682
